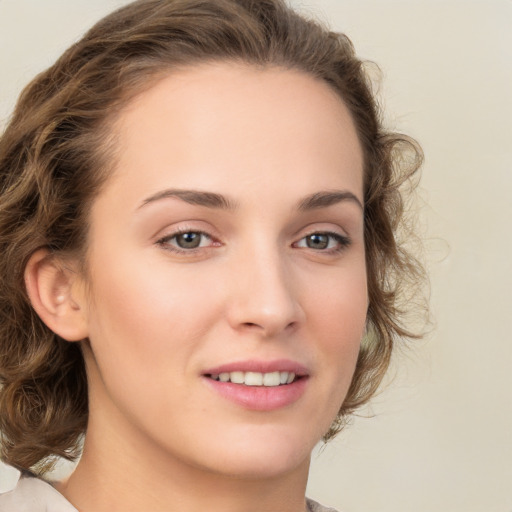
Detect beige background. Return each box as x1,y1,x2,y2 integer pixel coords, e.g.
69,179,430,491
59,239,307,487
1,1,511,511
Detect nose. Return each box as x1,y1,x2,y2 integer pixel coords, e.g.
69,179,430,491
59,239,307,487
225,247,305,338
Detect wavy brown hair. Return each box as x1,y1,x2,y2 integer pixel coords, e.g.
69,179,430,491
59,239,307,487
0,0,424,474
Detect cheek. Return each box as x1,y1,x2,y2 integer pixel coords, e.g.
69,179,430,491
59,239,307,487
293,268,366,436
81,258,227,430
83,253,222,376
307,267,367,379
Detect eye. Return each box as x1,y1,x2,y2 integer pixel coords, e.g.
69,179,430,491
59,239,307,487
157,230,215,251
294,232,350,252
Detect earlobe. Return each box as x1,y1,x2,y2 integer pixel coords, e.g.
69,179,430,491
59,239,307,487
24,249,89,342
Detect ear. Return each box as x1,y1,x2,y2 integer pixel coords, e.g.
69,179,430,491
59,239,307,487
24,248,89,342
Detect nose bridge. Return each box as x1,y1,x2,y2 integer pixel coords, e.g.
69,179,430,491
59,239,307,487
227,238,303,336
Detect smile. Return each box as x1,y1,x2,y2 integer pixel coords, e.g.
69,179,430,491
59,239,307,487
202,360,309,410
208,371,296,387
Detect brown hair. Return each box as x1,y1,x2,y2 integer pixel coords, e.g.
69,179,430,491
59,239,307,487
0,0,424,474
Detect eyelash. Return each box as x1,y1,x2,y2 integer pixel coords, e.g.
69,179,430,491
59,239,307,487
156,228,217,255
293,232,351,254
156,229,351,255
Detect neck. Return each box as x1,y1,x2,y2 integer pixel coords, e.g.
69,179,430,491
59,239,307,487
57,405,310,512
59,441,310,512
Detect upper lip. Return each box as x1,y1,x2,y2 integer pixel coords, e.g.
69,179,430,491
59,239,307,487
203,359,309,376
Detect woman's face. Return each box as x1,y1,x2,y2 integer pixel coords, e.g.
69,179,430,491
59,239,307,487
78,63,367,479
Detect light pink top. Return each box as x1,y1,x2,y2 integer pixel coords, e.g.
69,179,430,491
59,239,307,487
0,476,339,512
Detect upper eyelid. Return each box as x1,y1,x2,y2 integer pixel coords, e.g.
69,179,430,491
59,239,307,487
299,230,348,239
153,220,352,244
157,229,215,244
294,225,349,240
294,231,350,246
162,227,211,237
153,222,218,241
155,225,349,239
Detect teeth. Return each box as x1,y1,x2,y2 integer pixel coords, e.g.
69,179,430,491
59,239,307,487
245,372,263,386
210,371,297,386
263,371,280,387
230,371,245,384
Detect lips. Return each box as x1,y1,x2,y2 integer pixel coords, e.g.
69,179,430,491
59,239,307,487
202,360,309,411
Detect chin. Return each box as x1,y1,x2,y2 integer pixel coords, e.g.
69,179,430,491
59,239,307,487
212,450,310,481
194,424,318,480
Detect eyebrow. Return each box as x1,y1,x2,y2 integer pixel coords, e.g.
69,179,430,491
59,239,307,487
138,188,363,211
138,189,237,210
297,190,363,211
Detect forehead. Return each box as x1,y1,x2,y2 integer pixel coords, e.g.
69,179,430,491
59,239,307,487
102,62,364,207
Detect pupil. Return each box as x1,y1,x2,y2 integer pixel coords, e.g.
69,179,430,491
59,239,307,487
307,234,328,249
177,232,201,248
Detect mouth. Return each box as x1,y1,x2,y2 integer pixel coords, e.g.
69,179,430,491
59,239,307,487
206,371,299,387
202,361,309,411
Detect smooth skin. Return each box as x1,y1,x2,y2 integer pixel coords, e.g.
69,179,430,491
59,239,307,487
26,62,368,512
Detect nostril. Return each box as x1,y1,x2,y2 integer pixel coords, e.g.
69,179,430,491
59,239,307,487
240,320,297,334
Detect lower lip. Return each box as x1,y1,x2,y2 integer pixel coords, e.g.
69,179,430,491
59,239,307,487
203,377,308,411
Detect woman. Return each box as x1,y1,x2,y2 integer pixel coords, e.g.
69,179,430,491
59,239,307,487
0,0,424,510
